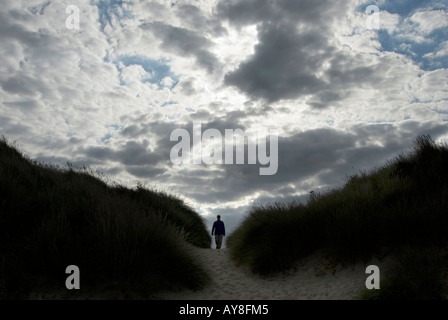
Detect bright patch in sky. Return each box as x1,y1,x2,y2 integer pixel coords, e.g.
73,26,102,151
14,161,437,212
115,55,179,89
359,0,448,70
96,0,134,30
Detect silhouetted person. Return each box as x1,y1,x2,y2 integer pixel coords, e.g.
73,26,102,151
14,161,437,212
211,215,225,249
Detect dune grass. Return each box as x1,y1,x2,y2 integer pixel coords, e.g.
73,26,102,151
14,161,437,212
227,135,448,299
0,137,211,299
359,246,448,300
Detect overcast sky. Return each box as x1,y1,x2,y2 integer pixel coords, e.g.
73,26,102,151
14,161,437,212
1,0,447,238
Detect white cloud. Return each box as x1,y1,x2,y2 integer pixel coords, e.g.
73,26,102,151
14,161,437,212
424,41,448,59
1,0,447,223
394,9,448,44
409,69,448,103
410,10,448,35
379,10,402,34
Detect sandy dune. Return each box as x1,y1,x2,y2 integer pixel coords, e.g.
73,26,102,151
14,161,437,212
156,248,380,300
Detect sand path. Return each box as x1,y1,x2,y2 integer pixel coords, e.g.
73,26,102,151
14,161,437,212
156,248,376,300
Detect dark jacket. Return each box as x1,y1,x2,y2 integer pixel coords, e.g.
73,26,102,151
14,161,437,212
212,220,225,236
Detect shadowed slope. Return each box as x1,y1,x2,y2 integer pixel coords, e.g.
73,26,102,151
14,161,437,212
0,137,211,299
227,135,448,299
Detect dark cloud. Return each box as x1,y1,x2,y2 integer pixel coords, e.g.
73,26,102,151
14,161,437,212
217,0,335,27
142,2,166,17
84,139,166,168
317,121,448,185
308,90,346,109
3,100,40,110
166,121,448,205
177,79,196,96
1,74,49,97
175,5,208,31
0,10,74,103
84,146,114,161
145,21,220,73
197,128,358,203
81,120,188,178
127,166,165,178
197,113,248,133
0,116,32,136
156,127,356,204
0,11,42,46
112,141,154,166
225,22,329,102
325,53,380,85
189,109,212,121
218,0,379,105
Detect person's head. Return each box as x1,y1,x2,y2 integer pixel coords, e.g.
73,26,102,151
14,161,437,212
217,215,221,221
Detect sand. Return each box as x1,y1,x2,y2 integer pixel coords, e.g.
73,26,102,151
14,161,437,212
156,247,383,300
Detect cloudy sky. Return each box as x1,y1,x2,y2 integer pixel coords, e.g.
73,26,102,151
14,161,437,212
1,0,447,237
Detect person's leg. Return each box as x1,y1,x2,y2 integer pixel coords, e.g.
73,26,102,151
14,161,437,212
215,234,220,249
216,234,223,249
219,235,222,249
